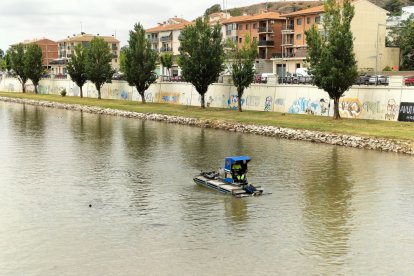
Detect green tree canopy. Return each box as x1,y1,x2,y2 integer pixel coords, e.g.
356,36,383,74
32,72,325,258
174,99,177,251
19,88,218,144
0,48,4,61
228,36,257,112
124,23,158,103
85,37,114,99
25,44,44,94
178,17,225,108
10,44,28,93
305,0,358,119
388,18,414,70
204,4,221,16
384,0,402,16
67,44,88,98
0,50,12,72
160,53,173,78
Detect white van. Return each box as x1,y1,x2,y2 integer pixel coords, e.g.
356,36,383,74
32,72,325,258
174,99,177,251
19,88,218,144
295,68,309,77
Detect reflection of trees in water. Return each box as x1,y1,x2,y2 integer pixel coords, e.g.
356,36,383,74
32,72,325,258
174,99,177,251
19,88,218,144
301,147,354,266
120,120,158,214
179,128,249,171
8,104,46,139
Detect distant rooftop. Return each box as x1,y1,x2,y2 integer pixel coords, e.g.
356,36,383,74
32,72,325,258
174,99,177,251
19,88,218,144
58,33,119,43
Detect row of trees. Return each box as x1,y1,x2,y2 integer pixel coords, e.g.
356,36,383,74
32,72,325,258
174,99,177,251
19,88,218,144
0,0,358,119
1,44,43,93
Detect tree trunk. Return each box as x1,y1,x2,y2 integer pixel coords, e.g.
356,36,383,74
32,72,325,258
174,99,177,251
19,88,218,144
34,84,38,94
140,91,146,104
22,83,26,93
80,86,83,98
237,88,244,112
200,94,205,108
333,97,341,119
98,88,101,99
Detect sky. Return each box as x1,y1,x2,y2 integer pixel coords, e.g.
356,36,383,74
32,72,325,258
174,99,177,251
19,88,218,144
0,0,260,51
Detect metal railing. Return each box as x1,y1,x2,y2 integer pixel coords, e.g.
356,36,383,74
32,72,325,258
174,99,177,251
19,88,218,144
258,40,274,46
258,27,274,33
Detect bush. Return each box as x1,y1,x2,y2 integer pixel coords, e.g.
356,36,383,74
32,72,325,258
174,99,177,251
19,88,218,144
383,65,392,71
60,88,67,97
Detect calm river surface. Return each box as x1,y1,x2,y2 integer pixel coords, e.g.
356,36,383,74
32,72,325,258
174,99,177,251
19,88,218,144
1,101,414,275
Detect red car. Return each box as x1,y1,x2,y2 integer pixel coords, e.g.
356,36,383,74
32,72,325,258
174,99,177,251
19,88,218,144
404,76,414,86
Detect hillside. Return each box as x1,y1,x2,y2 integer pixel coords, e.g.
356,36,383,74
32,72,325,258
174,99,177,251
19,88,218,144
222,0,405,16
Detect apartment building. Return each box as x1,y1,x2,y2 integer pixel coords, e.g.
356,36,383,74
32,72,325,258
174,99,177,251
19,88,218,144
274,0,400,76
10,38,58,70
55,33,121,74
146,17,192,55
221,12,285,60
146,17,192,76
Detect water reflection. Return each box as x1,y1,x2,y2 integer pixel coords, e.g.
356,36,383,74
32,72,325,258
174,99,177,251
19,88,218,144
301,147,354,266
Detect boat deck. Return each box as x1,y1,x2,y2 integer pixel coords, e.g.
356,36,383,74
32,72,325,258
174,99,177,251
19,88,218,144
193,175,263,197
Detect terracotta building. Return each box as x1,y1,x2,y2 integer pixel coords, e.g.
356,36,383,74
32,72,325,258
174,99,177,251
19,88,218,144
11,38,58,70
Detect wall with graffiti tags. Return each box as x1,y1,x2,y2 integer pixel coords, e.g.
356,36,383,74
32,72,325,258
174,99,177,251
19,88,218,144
2,76,414,122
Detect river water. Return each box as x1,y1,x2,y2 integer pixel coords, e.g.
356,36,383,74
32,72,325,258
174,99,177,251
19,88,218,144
1,101,414,275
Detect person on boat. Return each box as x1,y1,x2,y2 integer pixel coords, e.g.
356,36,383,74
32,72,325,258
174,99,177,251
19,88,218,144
231,163,246,183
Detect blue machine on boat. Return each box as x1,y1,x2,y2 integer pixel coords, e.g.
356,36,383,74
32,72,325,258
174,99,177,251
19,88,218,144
193,156,264,197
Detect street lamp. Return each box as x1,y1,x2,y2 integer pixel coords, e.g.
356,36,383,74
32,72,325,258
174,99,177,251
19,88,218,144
375,23,387,85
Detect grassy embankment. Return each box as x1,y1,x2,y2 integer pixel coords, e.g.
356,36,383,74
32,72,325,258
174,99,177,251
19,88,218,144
1,92,414,142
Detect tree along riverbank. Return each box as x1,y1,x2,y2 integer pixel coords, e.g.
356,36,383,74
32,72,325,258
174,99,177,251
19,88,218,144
0,93,413,155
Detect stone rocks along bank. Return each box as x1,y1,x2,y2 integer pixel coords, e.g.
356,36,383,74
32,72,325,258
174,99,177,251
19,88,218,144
1,96,413,155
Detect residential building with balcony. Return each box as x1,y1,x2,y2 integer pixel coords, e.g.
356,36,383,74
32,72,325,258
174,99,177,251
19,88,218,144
274,0,400,77
146,17,192,76
10,38,58,70
221,12,285,60
55,33,121,74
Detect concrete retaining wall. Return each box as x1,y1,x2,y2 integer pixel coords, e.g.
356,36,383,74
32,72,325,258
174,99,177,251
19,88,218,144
1,76,414,121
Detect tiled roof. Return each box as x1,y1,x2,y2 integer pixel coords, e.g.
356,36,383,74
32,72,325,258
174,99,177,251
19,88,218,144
221,12,284,24
146,22,193,33
282,5,325,17
58,34,119,43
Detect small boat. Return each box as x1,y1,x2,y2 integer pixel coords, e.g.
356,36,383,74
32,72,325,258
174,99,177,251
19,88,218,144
193,156,264,198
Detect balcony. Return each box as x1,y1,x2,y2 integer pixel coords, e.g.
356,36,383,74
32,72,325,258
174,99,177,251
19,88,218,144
160,36,172,42
282,23,295,33
258,27,274,34
148,37,158,43
258,40,274,47
160,47,172,52
281,38,294,46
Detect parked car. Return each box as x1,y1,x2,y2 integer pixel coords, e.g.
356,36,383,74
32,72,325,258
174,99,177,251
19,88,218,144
261,73,277,83
355,74,372,85
404,76,414,86
368,75,389,85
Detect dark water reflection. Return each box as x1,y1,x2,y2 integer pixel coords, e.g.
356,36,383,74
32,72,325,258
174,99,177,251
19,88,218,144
1,101,414,275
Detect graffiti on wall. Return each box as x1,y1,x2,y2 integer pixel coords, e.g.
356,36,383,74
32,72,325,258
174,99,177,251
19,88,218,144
245,96,260,107
362,101,380,114
26,84,35,92
288,97,329,115
264,96,273,111
159,92,180,104
385,99,399,121
339,98,362,118
70,86,80,97
207,96,214,107
275,98,285,106
227,94,245,110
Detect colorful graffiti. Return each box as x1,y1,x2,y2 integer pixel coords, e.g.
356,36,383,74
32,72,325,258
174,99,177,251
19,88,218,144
206,96,214,107
385,99,399,121
339,98,362,118
227,94,245,110
288,97,325,115
362,101,380,114
264,96,273,111
159,92,180,104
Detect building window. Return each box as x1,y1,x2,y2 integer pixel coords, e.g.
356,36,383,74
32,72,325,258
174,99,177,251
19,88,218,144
296,34,302,40
239,37,242,43
306,17,311,24
297,18,302,25
315,16,321,23
246,24,250,30
238,24,243,30
253,23,257,29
